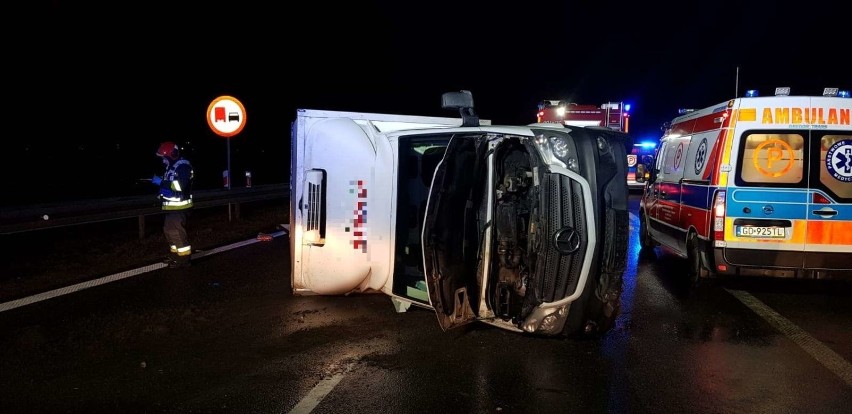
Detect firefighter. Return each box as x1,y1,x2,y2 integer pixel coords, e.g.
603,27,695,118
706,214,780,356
151,141,194,268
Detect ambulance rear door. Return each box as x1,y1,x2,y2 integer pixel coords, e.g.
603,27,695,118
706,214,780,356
804,97,852,269
726,97,809,270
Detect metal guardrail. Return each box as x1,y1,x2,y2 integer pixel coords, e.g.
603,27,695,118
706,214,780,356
0,184,290,236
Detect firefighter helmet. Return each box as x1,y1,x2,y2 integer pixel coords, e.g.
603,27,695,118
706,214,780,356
156,142,180,161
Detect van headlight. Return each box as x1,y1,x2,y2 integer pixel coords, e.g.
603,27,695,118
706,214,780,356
550,136,569,158
534,133,579,172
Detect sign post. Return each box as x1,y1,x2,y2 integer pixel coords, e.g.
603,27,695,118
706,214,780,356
207,96,247,220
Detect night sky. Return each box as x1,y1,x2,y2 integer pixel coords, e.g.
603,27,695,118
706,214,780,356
8,1,849,206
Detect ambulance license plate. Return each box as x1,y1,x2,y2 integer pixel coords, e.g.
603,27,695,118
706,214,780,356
736,226,785,238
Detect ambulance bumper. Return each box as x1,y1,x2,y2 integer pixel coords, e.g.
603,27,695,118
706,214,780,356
712,247,852,279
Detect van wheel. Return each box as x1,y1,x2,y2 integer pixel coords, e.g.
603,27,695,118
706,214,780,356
639,213,656,256
687,232,709,287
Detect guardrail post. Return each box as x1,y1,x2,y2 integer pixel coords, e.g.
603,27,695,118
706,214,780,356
138,215,146,240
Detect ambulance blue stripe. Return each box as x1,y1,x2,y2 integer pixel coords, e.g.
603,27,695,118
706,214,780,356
726,199,808,220
730,188,808,203
680,183,713,210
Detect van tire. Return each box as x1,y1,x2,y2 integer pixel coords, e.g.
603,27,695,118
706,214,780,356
639,212,656,255
562,209,627,339
687,232,709,287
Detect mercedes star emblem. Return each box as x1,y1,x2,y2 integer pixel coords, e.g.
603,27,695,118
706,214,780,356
553,226,581,254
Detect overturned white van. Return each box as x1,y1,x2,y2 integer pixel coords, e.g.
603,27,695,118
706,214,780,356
289,91,632,337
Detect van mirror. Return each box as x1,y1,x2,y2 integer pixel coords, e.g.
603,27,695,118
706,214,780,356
636,156,656,183
441,90,479,127
635,164,647,183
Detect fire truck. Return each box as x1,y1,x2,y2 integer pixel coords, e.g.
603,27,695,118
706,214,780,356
536,100,648,189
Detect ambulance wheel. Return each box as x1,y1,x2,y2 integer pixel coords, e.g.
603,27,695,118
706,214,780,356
639,213,656,256
687,232,709,288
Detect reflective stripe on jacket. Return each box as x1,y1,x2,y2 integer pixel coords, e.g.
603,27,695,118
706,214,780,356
160,159,194,210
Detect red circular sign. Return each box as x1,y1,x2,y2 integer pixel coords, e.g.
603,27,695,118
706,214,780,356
207,96,247,138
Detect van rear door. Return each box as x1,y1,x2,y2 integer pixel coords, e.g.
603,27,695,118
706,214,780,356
727,98,810,269
804,97,852,269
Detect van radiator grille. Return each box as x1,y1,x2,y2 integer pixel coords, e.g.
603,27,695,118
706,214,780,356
307,182,322,232
536,174,588,302
303,169,326,243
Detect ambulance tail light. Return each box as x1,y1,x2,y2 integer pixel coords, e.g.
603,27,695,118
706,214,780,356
813,193,831,204
713,190,726,247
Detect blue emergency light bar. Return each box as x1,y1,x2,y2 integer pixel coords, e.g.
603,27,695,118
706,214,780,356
637,142,657,149
624,104,631,112
825,88,851,98
742,87,849,98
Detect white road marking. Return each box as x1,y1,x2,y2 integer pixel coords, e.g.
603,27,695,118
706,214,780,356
726,288,852,389
0,230,287,313
287,364,353,414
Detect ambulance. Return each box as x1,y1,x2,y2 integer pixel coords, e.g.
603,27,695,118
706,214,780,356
636,87,852,284
290,91,632,337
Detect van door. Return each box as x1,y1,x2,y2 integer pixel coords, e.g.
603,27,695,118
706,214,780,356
650,135,690,252
728,128,807,269
679,130,722,246
644,141,667,243
805,121,852,269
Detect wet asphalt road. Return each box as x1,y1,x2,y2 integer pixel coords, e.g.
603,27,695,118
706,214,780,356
1,195,851,413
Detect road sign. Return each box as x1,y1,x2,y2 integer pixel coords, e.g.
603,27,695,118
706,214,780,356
207,96,247,138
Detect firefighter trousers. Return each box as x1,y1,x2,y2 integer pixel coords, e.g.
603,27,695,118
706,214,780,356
163,210,192,262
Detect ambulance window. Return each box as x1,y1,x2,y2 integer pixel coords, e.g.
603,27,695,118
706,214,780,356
655,144,667,173
737,132,805,186
817,134,852,200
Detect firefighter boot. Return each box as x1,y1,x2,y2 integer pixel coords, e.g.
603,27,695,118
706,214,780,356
162,252,178,265
170,253,192,269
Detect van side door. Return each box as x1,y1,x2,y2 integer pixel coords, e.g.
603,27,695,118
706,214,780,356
644,141,667,242
678,130,721,251
652,135,690,252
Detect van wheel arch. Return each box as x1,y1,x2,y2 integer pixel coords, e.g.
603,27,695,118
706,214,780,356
686,230,710,288
638,209,656,255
